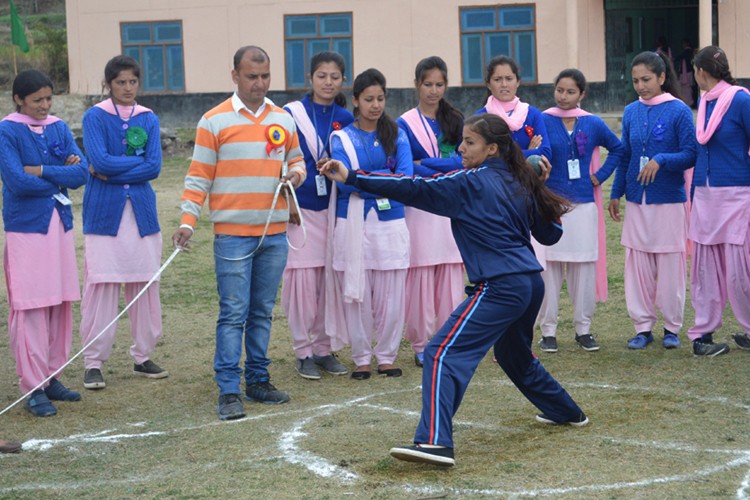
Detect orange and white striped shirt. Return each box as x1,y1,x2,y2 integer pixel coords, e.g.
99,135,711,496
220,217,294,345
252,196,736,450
180,95,305,236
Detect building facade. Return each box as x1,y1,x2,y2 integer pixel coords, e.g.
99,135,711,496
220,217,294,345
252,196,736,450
65,0,749,122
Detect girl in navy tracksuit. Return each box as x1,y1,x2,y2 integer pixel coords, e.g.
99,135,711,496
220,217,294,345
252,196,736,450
320,113,588,467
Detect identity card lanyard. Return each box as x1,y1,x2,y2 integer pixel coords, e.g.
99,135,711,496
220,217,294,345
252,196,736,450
636,103,667,172
564,118,581,180
312,104,335,196
417,107,439,158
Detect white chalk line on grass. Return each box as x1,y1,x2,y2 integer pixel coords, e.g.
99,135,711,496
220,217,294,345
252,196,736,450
4,381,750,498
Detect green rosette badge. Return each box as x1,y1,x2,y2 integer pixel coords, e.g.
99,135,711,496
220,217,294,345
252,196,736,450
439,141,456,159
126,126,148,156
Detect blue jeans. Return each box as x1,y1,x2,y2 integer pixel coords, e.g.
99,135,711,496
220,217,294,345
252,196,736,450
213,233,288,395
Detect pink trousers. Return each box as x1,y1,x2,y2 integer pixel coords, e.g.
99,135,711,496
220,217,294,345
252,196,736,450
281,266,332,359
688,239,750,340
9,302,73,393
80,281,163,369
539,261,596,337
624,248,686,334
403,263,464,353
337,269,406,367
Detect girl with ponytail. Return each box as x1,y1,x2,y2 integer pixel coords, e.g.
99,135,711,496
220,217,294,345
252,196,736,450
609,50,697,351
396,56,465,367
327,68,413,379
318,113,586,467
686,46,750,356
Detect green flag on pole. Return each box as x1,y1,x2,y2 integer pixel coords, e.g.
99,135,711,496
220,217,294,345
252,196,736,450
10,0,30,53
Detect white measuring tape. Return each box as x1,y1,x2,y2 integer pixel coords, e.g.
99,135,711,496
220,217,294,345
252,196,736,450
0,247,182,417
0,176,307,417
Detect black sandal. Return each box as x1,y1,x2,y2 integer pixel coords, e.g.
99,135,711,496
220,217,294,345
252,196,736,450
351,370,371,380
377,367,402,377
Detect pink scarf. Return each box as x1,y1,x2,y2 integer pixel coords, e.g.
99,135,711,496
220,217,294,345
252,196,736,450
400,108,439,158
324,129,366,350
542,106,608,302
94,98,152,119
638,92,677,106
484,96,529,132
2,112,61,126
696,80,750,154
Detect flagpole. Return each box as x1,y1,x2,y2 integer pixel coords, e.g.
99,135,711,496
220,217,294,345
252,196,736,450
12,45,18,76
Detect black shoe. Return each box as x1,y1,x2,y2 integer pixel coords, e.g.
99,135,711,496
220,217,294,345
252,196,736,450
133,360,169,379
377,367,402,377
692,339,730,357
245,380,290,404
351,370,371,380
732,333,750,350
217,393,246,420
389,444,455,466
414,352,424,367
575,334,600,352
83,368,106,390
535,412,589,427
539,336,558,353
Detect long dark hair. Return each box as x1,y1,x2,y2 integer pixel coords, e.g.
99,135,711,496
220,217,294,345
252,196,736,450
693,46,737,85
631,51,681,97
352,68,398,156
414,56,463,145
464,114,571,223
12,69,53,111
309,51,347,108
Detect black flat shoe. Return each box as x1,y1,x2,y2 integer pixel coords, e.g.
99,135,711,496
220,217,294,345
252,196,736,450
351,370,371,380
377,367,402,377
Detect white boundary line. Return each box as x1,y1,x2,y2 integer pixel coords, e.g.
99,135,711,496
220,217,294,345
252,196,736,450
2,382,750,498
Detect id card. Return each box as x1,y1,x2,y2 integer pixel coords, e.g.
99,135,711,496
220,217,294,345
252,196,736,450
315,174,328,196
53,193,72,206
639,156,649,172
567,159,581,180
376,198,391,211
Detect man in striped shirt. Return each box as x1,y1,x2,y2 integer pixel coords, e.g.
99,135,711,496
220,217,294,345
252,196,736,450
173,46,305,421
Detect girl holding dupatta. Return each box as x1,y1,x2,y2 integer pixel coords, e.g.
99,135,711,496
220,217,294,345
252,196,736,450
396,56,464,367
609,51,696,352
686,46,750,356
537,69,624,353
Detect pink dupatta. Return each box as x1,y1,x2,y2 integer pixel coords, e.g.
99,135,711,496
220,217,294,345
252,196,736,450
542,106,608,302
2,112,61,126
400,108,439,158
94,98,152,119
696,80,750,154
484,96,529,132
324,130,365,350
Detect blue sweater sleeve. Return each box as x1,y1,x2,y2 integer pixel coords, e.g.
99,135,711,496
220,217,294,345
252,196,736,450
592,117,625,184
651,104,697,173
0,129,58,197
83,108,145,175
37,122,88,190
104,113,162,184
343,168,467,219
610,107,632,200
523,107,552,159
421,155,464,173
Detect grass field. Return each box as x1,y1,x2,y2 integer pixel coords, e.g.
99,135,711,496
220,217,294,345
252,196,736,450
0,151,749,499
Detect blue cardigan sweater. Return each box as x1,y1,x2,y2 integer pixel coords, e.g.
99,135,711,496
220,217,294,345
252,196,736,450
331,125,413,221
0,119,88,233
693,90,750,188
611,99,697,204
283,96,354,211
396,114,460,177
543,114,624,203
82,106,161,237
342,157,561,282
